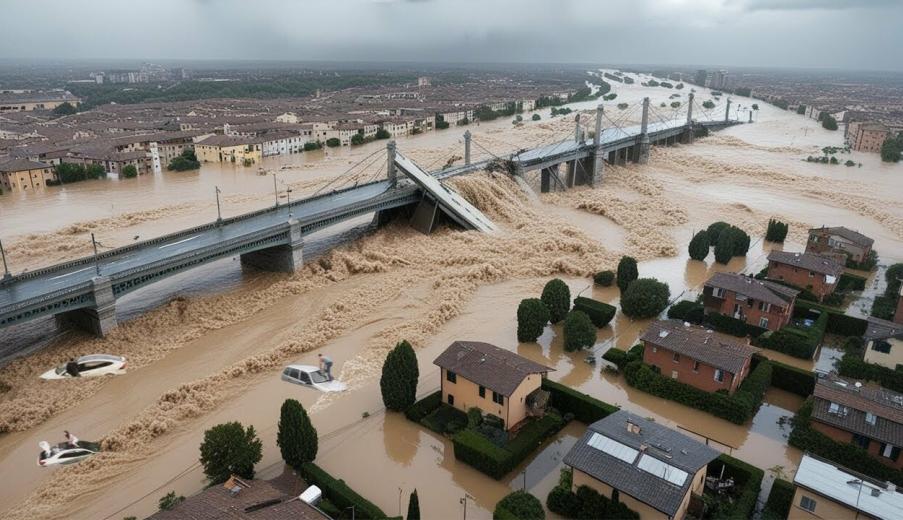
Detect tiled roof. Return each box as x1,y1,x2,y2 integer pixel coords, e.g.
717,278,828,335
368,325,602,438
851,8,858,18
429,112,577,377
640,320,758,374
0,158,52,172
864,317,903,341
564,410,719,518
705,272,799,307
767,250,844,277
196,134,264,147
433,341,553,397
813,374,903,446
809,226,875,247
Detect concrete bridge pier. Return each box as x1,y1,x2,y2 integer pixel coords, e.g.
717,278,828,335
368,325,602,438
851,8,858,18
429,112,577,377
540,164,562,193
56,276,117,337
240,219,304,273
565,160,577,188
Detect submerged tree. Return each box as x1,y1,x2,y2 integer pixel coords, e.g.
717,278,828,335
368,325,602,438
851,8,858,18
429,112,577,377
380,340,419,411
199,421,262,484
407,489,421,520
616,256,638,292
541,279,571,323
517,298,550,342
688,230,710,261
277,398,318,467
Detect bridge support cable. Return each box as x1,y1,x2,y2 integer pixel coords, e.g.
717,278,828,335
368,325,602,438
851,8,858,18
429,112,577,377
311,147,386,197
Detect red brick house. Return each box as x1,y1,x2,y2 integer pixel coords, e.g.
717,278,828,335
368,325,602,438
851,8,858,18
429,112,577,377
810,374,903,470
806,226,874,265
703,272,799,331
766,251,843,301
640,320,759,395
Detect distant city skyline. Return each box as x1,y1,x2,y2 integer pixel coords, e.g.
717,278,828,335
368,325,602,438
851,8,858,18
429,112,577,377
2,0,903,71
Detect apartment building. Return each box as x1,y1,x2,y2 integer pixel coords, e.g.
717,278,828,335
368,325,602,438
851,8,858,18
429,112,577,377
0,158,56,191
195,135,263,164
0,90,80,112
846,121,890,153
703,272,799,331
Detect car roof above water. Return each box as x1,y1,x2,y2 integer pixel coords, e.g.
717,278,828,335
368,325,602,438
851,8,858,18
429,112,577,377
79,354,124,362
285,364,318,372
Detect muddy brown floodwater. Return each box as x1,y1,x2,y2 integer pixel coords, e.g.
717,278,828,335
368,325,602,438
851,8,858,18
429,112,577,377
0,73,901,519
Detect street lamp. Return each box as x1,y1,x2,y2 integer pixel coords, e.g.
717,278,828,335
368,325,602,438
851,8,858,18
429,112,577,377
272,173,279,208
215,186,223,224
91,233,100,276
0,238,11,281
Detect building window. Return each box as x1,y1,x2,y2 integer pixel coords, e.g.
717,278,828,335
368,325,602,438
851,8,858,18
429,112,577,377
852,433,871,450
799,496,817,513
492,391,504,405
714,369,724,383
759,317,769,328
881,443,901,461
447,394,454,406
692,360,700,372
758,302,771,312
446,370,456,384
809,271,815,278
872,340,892,354
672,352,680,363
671,370,678,379
479,385,486,398
713,287,725,298
866,412,877,425
652,346,657,353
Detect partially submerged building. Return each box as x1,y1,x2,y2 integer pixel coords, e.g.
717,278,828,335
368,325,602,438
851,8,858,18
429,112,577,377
0,158,56,191
766,251,843,301
703,272,799,331
563,410,720,519
433,341,553,431
806,226,875,265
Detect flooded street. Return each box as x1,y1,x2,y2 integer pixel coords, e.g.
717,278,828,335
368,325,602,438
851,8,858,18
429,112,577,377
1,76,902,519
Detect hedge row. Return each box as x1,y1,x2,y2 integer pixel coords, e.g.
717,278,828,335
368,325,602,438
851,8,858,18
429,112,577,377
298,462,389,519
600,344,644,371
794,299,867,337
764,478,794,520
404,391,441,423
623,360,772,424
755,354,815,397
666,300,704,324
838,273,867,292
546,469,639,520
705,312,767,338
706,454,764,519
452,411,567,479
573,296,616,328
837,351,903,394
756,309,828,359
541,379,619,424
789,399,903,486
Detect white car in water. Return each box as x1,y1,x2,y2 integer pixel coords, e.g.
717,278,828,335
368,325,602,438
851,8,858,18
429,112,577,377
281,364,346,392
40,354,127,380
37,440,99,467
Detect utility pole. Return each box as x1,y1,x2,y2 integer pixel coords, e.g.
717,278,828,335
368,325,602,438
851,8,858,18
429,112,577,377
286,186,293,218
91,233,100,276
272,173,279,208
464,130,471,166
0,239,10,280
215,186,223,224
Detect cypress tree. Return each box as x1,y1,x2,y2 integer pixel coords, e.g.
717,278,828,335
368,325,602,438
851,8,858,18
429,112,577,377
727,226,751,256
563,311,596,352
277,398,318,467
380,340,419,411
407,489,420,520
688,230,710,261
517,298,550,342
706,221,731,244
616,256,638,292
714,231,735,264
540,279,571,323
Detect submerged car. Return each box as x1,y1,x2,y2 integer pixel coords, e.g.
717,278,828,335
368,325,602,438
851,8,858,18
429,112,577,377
37,440,100,467
281,364,346,392
40,354,127,380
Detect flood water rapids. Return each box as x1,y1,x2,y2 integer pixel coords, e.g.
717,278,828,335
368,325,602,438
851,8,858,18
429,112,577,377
0,75,902,519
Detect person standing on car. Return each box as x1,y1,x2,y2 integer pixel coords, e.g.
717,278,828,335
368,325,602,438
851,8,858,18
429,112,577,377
318,353,334,381
65,358,80,377
64,430,79,448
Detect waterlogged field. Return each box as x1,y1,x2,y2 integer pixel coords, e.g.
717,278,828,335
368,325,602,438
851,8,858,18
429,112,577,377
0,73,901,519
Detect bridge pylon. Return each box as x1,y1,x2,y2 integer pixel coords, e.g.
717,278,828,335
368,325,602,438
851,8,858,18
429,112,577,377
56,276,117,337
589,104,604,186
239,218,304,273
638,97,651,164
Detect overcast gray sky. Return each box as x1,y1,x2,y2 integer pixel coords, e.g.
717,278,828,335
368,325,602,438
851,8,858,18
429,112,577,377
2,0,902,70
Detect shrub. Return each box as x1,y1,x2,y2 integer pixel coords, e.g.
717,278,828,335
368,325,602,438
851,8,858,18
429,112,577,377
838,351,903,393
467,407,483,429
667,300,704,324
688,230,710,260
404,391,441,423
704,312,766,338
620,278,670,319
702,100,716,109
765,218,789,242
325,137,341,147
298,462,388,519
572,297,616,328
168,149,201,171
303,141,322,151
517,298,550,342
822,114,838,131
757,355,815,396
563,311,596,351
547,482,639,520
494,491,545,520
421,403,467,434
380,340,419,411
764,478,794,520
837,273,867,292
616,256,638,292
726,226,750,256
158,491,184,511
407,489,420,520
885,263,903,298
714,231,735,264
871,295,897,320
593,270,615,287
350,133,365,145
541,279,571,323
706,221,731,243
541,379,619,423
756,310,827,359
375,128,391,139
707,454,764,519
601,344,644,371
121,164,138,178
531,113,541,121
277,399,318,467
199,422,263,484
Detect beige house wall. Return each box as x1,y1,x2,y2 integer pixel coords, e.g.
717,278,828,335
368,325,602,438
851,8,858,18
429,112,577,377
864,337,903,370
1,166,56,191
196,144,261,164
788,486,860,520
439,368,541,430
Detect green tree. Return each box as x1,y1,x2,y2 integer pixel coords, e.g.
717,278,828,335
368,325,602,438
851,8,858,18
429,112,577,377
765,219,789,242
407,489,420,520
517,298,550,342
277,399,318,467
52,101,77,116
540,279,571,323
168,149,201,171
620,278,670,319
616,256,638,292
752,103,759,110
350,133,365,145
563,311,596,352
120,164,138,178
706,221,731,244
494,490,545,520
326,137,341,147
375,128,391,139
380,340,419,411
796,105,807,115
303,141,322,151
822,114,838,131
727,226,751,256
714,231,735,264
702,100,716,109
885,263,903,298
531,113,541,121
198,422,262,484
670,101,681,108
158,491,184,511
880,134,903,162
688,230,710,261
593,270,615,286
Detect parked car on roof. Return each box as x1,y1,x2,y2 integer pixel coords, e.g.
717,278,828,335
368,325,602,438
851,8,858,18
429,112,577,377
40,354,127,380
281,364,346,392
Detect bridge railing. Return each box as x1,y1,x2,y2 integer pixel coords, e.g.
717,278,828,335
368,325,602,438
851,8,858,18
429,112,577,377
1,279,95,316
